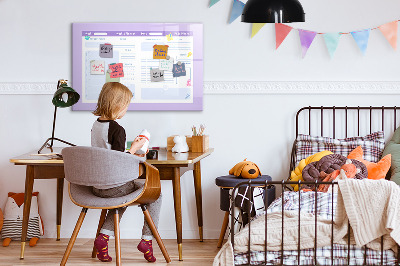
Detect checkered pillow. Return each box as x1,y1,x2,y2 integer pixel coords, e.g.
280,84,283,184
294,131,385,166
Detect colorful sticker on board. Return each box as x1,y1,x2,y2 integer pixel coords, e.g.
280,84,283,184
187,52,192,57
100,43,113,58
84,36,90,40
90,60,105,75
106,71,120,82
166,33,173,41
172,63,186,77
150,68,165,82
109,63,124,78
153,45,169,59
159,57,174,71
187,79,192,87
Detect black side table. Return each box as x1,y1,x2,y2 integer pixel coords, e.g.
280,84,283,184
215,175,275,248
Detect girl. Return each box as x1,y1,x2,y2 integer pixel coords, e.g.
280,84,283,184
91,82,162,263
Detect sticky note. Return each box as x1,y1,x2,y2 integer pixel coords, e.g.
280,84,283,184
90,60,105,75
106,72,120,82
100,43,113,58
108,63,124,78
150,68,165,82
166,33,173,41
172,63,187,77
159,57,174,71
153,45,169,59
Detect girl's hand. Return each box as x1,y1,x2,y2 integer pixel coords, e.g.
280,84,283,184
129,137,147,155
134,148,149,157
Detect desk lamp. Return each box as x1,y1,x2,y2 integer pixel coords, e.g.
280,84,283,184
241,0,305,23
38,79,80,154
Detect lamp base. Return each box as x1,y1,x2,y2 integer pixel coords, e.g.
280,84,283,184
38,137,76,154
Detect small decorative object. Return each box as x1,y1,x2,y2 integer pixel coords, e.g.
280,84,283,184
1,192,44,247
229,159,261,179
146,150,159,160
38,79,80,154
0,208,3,232
172,135,189,153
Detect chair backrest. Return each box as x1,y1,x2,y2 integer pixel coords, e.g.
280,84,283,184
62,146,145,187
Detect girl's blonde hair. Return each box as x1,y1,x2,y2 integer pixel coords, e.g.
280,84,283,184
93,82,133,120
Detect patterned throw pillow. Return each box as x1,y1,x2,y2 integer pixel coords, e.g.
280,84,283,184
294,131,385,166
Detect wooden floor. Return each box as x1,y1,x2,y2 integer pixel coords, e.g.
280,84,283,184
0,239,221,265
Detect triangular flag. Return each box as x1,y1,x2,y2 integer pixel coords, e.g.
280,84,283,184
229,0,245,24
251,23,266,38
275,23,293,49
298,29,317,58
378,21,398,50
351,29,370,55
323,33,341,58
209,0,220,7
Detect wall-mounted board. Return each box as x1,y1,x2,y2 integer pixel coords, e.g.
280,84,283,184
72,23,203,111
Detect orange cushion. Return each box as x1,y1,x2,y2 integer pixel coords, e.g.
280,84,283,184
347,146,391,180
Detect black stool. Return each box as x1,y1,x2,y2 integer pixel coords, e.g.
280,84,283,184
215,175,275,248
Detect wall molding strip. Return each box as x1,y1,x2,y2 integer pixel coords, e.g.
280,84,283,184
0,81,399,95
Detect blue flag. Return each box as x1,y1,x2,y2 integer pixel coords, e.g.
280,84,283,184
351,29,371,55
229,0,245,24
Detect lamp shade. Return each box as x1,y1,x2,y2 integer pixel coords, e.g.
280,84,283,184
241,0,305,23
52,84,80,108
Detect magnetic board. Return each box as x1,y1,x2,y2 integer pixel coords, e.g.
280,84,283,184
72,23,203,111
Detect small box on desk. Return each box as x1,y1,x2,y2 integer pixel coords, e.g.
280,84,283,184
191,135,209,153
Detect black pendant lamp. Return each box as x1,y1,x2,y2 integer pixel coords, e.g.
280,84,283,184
242,0,305,23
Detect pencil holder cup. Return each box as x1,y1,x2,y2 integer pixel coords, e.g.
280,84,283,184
191,135,209,153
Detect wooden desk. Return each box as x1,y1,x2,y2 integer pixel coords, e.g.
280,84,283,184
10,147,213,261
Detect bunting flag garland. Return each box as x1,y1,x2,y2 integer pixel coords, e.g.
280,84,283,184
351,29,370,55
378,21,398,50
251,23,266,38
275,23,293,49
229,0,245,24
209,0,220,8
298,30,317,58
323,33,341,58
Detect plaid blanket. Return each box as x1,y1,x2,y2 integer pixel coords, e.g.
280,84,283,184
234,191,397,265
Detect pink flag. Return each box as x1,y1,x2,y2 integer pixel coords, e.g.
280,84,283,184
298,29,317,58
378,21,398,50
275,24,293,49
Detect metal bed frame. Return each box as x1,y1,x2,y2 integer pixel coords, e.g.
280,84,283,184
230,106,400,266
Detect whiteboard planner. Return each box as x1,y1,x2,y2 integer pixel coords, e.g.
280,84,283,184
72,23,203,111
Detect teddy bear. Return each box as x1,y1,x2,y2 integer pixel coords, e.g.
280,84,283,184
229,159,261,179
172,135,189,153
1,192,44,247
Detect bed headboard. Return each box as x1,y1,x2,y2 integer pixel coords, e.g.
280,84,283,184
290,106,400,179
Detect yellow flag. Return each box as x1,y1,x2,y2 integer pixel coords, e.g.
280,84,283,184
251,23,266,38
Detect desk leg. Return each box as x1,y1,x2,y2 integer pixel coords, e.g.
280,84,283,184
56,178,64,241
20,165,34,259
193,161,203,242
172,167,183,261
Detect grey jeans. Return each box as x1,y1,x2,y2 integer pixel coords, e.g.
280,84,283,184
92,180,162,240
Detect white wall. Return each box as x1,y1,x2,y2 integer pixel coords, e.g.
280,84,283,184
1,0,400,239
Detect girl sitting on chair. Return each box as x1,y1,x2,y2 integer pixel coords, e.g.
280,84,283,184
91,82,162,263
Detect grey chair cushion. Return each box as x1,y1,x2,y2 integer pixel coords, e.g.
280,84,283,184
62,146,145,188
69,180,145,208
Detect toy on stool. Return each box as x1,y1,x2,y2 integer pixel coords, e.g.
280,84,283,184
1,192,44,247
229,159,261,179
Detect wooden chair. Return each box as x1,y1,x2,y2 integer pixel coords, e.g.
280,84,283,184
60,146,171,265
